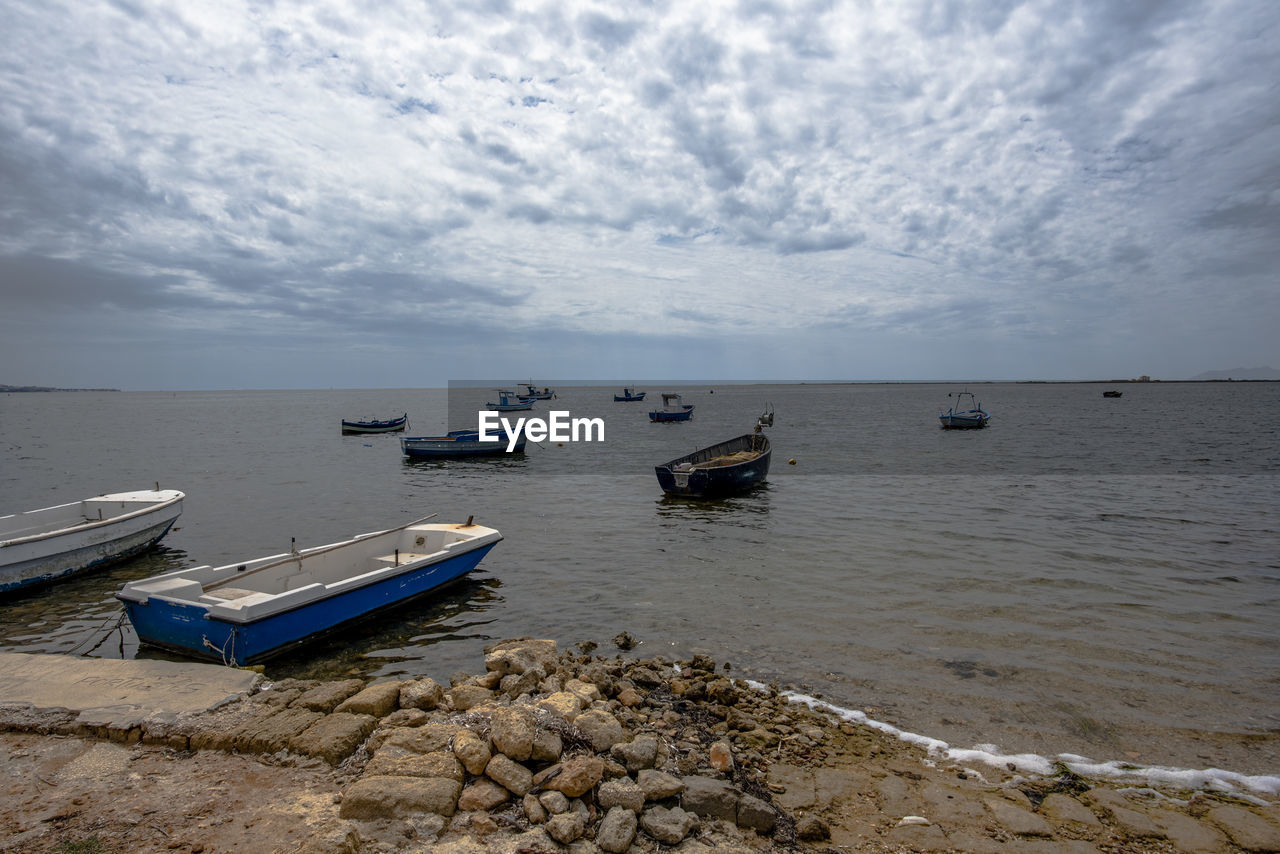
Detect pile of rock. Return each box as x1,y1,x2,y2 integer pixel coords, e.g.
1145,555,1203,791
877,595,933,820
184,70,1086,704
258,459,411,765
332,638,797,851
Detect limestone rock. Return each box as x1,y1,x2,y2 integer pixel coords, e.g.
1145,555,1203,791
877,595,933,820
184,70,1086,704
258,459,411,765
682,775,740,821
537,755,605,798
546,811,586,844
486,752,534,796
737,793,777,833
484,638,559,677
447,684,495,711
637,769,685,801
598,777,645,813
335,681,402,718
234,707,324,755
365,747,463,781
290,712,376,765
293,679,365,713
795,814,831,841
452,728,491,776
640,805,698,844
537,691,584,722
490,705,536,761
339,775,461,819
611,732,658,772
399,677,444,711
574,708,626,752
458,778,511,811
597,806,638,853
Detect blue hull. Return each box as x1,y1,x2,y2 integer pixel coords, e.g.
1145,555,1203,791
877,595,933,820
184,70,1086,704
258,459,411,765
649,407,694,422
122,543,497,665
401,431,526,458
655,433,771,497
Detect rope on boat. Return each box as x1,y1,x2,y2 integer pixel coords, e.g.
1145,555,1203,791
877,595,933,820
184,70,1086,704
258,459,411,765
202,628,238,667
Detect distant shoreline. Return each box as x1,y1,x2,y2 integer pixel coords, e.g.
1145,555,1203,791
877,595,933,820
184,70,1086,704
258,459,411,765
0,385,121,393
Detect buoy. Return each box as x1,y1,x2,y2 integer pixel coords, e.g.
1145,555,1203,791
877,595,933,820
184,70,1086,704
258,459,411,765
788,458,797,465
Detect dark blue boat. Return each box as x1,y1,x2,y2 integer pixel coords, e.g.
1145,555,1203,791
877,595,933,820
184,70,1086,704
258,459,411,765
341,413,407,434
655,432,771,497
614,386,647,402
401,430,526,458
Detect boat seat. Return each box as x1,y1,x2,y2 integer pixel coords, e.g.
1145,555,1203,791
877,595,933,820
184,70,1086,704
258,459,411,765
373,552,431,568
202,587,260,600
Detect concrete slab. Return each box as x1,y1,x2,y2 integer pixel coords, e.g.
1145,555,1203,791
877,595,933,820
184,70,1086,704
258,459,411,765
0,652,260,729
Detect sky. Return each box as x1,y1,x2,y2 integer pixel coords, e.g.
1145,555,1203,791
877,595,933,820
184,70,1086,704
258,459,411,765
1,0,1277,390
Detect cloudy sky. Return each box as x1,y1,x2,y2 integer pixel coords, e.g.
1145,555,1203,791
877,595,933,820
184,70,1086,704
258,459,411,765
1,0,1276,389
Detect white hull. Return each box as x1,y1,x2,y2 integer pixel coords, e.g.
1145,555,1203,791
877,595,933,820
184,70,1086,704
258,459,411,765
0,491,185,593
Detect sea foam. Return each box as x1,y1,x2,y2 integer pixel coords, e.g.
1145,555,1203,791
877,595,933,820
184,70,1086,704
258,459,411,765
747,681,1280,797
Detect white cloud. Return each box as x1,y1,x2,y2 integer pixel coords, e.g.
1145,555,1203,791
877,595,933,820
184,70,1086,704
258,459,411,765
0,0,1276,387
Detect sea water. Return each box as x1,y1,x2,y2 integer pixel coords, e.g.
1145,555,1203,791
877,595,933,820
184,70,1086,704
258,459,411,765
1,382,1276,785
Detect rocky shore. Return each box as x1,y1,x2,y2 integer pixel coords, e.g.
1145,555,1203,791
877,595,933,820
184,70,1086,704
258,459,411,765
2,637,1278,853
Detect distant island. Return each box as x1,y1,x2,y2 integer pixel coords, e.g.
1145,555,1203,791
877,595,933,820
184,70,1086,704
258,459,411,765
1188,367,1280,381
1,384,120,392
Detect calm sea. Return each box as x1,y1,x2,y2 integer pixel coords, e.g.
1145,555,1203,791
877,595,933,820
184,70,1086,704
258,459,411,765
1,382,1277,777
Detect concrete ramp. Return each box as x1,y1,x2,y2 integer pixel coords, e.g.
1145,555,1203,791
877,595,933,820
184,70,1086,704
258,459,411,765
0,652,260,731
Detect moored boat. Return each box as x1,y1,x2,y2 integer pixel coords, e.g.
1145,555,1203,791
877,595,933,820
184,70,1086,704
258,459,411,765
341,413,408,434
649,393,695,422
116,517,502,665
655,432,771,497
939,391,990,429
487,391,535,412
1,489,185,594
523,383,555,400
1102,390,1123,398
401,430,526,458
614,387,646,402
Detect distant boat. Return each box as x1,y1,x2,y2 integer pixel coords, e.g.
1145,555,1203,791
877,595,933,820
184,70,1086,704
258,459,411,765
1102,390,1123,398
341,413,407,434
614,387,647,402
117,517,502,665
487,391,535,412
655,411,773,497
649,392,695,422
1,489,185,594
522,383,555,400
401,430,526,458
939,391,990,429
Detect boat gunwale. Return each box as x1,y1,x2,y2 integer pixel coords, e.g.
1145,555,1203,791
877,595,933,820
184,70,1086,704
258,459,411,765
0,492,185,550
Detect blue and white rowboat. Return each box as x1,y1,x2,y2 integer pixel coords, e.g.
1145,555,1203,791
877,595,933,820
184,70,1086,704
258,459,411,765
117,517,501,665
1,489,184,594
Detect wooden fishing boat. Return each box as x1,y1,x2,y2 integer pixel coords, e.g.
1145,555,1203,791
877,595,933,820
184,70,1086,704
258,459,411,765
938,391,990,429
1,489,184,594
117,517,501,665
655,433,771,497
614,387,646,402
487,391,535,412
341,413,407,434
649,393,695,422
401,430,526,458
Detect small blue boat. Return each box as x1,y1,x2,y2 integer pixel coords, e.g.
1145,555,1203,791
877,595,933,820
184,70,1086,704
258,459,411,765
939,391,990,429
341,413,407,434
649,393,695,422
117,517,502,665
401,430,526,458
487,391,535,412
614,387,647,402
